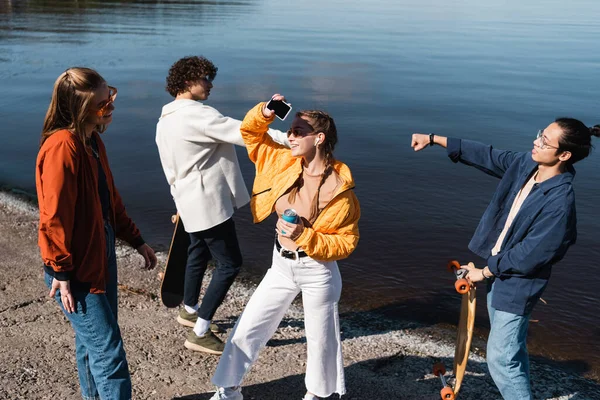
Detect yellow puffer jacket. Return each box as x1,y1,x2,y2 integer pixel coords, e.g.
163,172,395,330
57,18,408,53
241,102,360,261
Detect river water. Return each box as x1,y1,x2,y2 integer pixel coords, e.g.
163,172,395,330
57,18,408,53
1,0,599,379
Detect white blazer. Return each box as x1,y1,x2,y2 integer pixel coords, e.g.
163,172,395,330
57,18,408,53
156,99,288,233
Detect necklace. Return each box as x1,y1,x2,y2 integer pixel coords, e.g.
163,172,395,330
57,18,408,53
90,145,99,159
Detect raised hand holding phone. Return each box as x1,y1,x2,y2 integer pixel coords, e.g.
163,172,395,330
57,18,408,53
263,94,292,120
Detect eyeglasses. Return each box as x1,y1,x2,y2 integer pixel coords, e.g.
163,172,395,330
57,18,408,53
286,129,317,138
536,130,560,150
96,86,118,117
201,75,214,83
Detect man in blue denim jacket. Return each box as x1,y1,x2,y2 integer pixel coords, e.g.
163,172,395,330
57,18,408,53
412,119,599,399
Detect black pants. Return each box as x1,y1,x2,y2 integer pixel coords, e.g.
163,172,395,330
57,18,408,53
184,217,243,321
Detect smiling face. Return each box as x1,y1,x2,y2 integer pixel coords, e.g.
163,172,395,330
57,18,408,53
287,116,322,158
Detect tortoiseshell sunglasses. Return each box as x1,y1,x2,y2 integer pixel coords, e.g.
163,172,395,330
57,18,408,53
96,86,118,117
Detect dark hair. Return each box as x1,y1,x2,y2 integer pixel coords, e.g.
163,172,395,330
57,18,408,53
165,56,217,97
287,110,338,223
555,118,600,164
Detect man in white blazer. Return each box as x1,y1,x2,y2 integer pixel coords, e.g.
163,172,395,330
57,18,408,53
155,56,289,354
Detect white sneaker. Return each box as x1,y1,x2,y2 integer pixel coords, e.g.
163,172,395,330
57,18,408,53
302,394,319,400
210,386,243,400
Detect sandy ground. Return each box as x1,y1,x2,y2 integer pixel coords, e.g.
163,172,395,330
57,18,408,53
1,190,599,400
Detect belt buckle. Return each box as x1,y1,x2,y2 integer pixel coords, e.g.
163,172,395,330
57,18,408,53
280,248,297,260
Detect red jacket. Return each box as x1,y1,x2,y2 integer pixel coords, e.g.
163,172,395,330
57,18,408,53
36,130,144,293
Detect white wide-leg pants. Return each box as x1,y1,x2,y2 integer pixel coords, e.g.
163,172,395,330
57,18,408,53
212,246,345,398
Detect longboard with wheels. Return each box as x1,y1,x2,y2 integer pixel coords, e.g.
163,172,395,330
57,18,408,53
160,214,190,308
433,260,477,400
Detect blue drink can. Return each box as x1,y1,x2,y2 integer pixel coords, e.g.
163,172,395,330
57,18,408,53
282,208,299,223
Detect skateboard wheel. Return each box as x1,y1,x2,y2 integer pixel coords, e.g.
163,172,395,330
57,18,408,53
432,362,446,376
171,214,177,224
447,260,460,273
455,278,470,294
440,386,455,400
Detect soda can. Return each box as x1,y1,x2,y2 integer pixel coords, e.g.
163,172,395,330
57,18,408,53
282,208,299,224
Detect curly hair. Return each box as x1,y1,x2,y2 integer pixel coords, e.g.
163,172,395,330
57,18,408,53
165,56,218,97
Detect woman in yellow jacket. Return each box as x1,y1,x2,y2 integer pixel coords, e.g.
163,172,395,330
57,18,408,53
211,95,360,400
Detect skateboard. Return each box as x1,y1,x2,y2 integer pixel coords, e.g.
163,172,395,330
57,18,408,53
160,214,190,308
433,260,477,400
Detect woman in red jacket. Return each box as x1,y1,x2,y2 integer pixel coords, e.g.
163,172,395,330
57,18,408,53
36,67,157,400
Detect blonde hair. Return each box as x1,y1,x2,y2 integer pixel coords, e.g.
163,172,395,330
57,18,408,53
41,67,107,147
288,110,338,223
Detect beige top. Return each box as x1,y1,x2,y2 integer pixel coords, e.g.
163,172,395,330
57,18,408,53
275,167,342,250
491,171,538,256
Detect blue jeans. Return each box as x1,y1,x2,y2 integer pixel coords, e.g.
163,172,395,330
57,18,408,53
486,282,532,400
45,222,131,400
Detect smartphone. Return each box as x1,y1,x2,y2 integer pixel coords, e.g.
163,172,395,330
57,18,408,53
266,99,292,120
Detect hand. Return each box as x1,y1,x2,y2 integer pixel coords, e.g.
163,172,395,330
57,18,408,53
136,243,157,270
411,133,431,152
262,94,287,118
276,217,305,241
49,279,75,313
462,263,487,283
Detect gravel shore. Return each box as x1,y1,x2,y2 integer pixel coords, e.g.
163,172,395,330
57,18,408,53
1,190,599,400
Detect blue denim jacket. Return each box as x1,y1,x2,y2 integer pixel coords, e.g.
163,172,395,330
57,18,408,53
447,138,577,315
